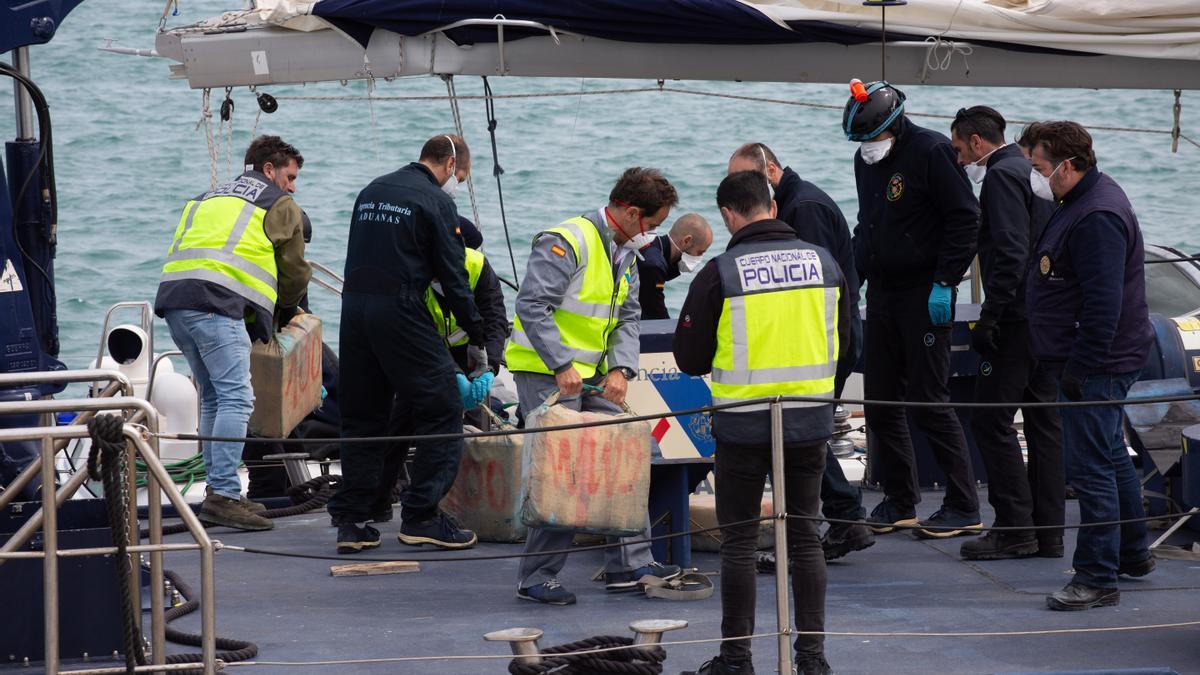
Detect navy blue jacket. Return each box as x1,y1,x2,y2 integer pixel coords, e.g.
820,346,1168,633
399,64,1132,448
977,145,1054,324
342,162,483,344
1026,169,1151,375
775,167,860,311
852,118,980,293
636,234,680,320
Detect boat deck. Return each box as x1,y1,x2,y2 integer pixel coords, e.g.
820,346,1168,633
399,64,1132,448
22,378,1189,670
110,487,1199,675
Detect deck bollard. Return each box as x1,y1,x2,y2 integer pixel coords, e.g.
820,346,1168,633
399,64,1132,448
629,619,688,656
484,627,545,666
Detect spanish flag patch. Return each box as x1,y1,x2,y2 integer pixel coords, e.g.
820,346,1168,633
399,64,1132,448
551,245,566,257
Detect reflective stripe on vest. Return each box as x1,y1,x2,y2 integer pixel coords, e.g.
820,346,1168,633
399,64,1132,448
426,247,486,347
159,180,279,313
710,241,840,411
504,215,631,378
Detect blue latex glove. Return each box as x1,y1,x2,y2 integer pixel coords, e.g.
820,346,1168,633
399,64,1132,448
456,373,472,409
928,283,953,325
469,372,496,408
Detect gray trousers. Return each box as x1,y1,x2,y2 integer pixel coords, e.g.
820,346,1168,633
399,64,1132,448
514,372,655,588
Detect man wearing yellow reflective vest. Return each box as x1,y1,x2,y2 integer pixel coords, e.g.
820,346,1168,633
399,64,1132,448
505,167,683,606
675,172,849,675
155,135,311,532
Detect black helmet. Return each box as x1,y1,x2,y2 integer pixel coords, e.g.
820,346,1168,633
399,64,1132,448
843,81,906,142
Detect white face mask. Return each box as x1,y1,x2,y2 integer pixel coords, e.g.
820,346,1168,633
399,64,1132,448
860,138,894,165
623,232,656,251
758,146,776,200
441,134,459,198
670,235,703,273
964,144,1004,184
1030,156,1073,201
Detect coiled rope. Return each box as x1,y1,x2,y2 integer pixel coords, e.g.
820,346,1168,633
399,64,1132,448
508,636,665,675
86,414,147,674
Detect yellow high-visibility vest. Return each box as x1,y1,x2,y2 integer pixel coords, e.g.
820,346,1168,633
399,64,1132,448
159,173,283,314
425,247,486,347
505,215,632,378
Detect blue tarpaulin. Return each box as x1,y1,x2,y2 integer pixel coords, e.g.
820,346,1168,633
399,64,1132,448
310,0,893,48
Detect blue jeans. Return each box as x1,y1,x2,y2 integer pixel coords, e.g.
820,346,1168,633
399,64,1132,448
1059,369,1150,588
165,309,254,500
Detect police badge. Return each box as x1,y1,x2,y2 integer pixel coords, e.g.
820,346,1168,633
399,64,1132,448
1039,254,1052,277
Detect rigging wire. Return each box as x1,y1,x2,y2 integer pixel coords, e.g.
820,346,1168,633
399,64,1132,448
443,75,483,230
482,76,521,289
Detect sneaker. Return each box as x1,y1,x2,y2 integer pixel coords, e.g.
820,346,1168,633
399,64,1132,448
604,561,683,592
336,523,381,554
1046,581,1120,611
1118,555,1156,577
197,494,274,531
822,522,876,561
913,507,983,539
206,486,266,514
796,655,834,675
959,531,1038,560
516,579,576,605
866,499,918,534
398,513,477,549
683,655,755,675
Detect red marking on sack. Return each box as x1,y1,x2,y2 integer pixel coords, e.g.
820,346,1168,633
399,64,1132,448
485,459,508,511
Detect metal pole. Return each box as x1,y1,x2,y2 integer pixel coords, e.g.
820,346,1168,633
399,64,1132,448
12,47,35,140
125,431,217,674
41,429,60,674
147,428,166,668
970,256,982,305
769,401,793,675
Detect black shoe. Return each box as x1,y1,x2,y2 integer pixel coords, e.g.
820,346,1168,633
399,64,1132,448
959,531,1038,560
516,579,577,606
604,562,683,591
913,507,983,539
866,500,918,534
398,513,477,549
755,550,777,574
1036,536,1065,558
1119,555,1156,577
822,522,875,561
682,655,755,675
336,523,381,554
796,655,834,675
1046,582,1120,611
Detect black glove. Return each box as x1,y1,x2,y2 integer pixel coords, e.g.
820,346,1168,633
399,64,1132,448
275,305,299,331
1061,366,1086,402
970,319,999,357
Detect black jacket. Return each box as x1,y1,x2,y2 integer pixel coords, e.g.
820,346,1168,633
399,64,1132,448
673,220,851,382
442,257,509,374
774,166,860,314
342,162,483,344
852,117,980,292
636,234,681,320
976,144,1053,324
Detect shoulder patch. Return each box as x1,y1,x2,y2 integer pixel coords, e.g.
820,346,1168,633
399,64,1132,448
551,245,566,257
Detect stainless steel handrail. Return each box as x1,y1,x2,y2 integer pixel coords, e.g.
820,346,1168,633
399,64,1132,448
0,414,215,674
306,259,343,297
0,388,202,674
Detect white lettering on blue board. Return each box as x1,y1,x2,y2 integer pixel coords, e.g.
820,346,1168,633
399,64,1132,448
735,248,823,292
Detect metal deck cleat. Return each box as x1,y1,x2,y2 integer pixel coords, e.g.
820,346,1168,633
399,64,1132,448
484,627,544,665
629,618,688,655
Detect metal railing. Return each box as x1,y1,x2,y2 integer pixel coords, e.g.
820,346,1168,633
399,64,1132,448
0,371,217,675
306,259,343,297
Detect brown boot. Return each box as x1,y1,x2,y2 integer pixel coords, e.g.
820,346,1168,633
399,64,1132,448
199,494,274,531
205,486,267,514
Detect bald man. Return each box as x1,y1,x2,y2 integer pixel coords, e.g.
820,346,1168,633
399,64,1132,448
636,213,713,320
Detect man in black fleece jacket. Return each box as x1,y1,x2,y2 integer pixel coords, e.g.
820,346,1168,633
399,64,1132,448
843,81,982,538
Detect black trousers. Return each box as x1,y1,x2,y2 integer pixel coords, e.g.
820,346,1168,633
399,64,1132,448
327,293,464,525
822,312,866,521
863,286,978,514
715,439,826,664
970,322,1065,538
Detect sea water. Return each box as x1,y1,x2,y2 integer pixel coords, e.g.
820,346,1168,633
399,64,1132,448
2,0,1198,370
